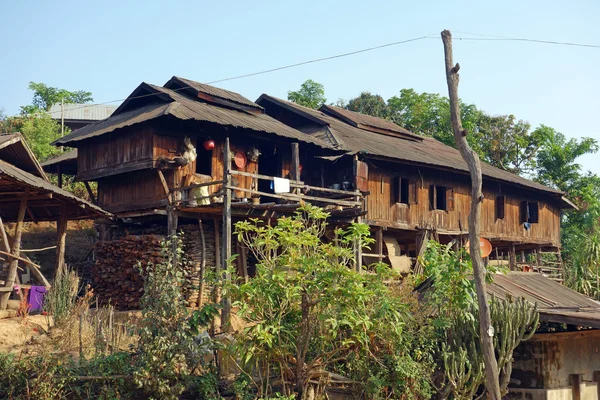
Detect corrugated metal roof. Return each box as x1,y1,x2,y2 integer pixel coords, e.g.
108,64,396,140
55,83,330,149
40,149,78,174
47,104,117,121
257,94,565,198
0,133,47,179
0,159,111,221
321,104,421,139
487,272,600,328
165,76,262,110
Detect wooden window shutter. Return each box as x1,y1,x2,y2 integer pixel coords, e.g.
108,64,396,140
429,184,436,210
355,160,369,192
446,188,455,211
496,195,505,219
520,201,528,223
409,180,418,205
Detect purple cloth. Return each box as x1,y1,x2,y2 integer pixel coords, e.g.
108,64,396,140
28,286,47,312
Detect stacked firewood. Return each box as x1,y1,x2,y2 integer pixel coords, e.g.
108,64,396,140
179,223,216,307
92,223,217,310
93,235,163,309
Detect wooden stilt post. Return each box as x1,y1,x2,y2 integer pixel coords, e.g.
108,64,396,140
57,165,63,189
509,243,517,271
291,142,300,194
196,219,207,309
352,154,363,272
55,205,68,280
167,206,178,265
222,137,232,331
570,374,582,400
376,226,383,259
536,246,542,270
1,190,28,310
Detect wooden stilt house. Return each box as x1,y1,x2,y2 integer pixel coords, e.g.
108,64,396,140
47,76,575,309
256,95,575,278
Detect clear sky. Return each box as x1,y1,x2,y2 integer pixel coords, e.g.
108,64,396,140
1,0,599,174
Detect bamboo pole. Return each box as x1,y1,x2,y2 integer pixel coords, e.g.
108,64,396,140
0,190,29,310
441,30,501,399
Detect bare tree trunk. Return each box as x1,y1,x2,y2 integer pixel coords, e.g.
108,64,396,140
441,30,501,400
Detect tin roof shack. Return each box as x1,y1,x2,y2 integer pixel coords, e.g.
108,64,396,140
486,273,600,399
51,77,365,310
256,95,574,277
0,133,111,310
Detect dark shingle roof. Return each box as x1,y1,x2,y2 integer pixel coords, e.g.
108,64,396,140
256,94,565,198
165,76,262,110
55,82,330,149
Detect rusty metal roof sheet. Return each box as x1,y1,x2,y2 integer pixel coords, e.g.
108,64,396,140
55,82,330,149
0,159,111,222
165,76,262,110
256,94,565,199
0,133,47,179
487,272,600,329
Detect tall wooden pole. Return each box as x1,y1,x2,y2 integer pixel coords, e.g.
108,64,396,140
0,190,29,310
54,205,68,280
167,206,178,266
441,30,501,399
221,137,232,331
291,142,300,194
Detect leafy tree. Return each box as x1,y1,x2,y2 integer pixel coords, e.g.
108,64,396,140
345,91,389,119
230,205,435,398
287,79,326,109
419,242,538,398
21,81,93,114
4,113,65,161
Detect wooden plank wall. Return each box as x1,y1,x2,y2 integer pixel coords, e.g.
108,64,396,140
365,165,561,245
78,127,153,179
97,169,167,212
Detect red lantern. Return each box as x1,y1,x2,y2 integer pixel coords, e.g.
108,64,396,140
203,139,215,151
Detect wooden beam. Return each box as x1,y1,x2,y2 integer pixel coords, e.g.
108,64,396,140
570,374,582,400
54,205,68,280
196,219,207,309
509,243,517,271
157,170,172,205
83,181,97,205
167,207,178,265
221,137,232,332
57,165,63,189
0,189,28,310
291,142,300,191
0,194,52,203
0,250,51,287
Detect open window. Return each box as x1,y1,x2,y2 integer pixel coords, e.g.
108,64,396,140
520,201,539,223
394,177,417,205
429,184,454,211
196,144,213,176
496,195,506,220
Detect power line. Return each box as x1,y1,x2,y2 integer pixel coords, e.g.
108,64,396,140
44,34,436,116
41,31,600,116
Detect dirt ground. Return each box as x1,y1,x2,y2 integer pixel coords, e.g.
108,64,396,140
0,314,52,354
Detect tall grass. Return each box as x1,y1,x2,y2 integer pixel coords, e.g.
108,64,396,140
43,270,79,327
